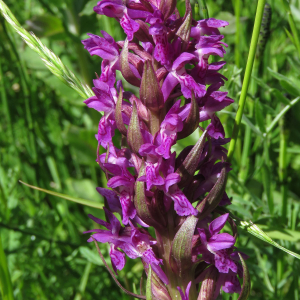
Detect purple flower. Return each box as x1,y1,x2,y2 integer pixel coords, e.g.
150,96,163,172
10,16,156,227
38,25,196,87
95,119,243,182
190,18,229,40
147,10,172,66
177,281,192,300
94,0,150,41
104,163,136,225
162,52,206,100
198,83,234,122
196,213,237,273
85,209,168,283
82,31,119,86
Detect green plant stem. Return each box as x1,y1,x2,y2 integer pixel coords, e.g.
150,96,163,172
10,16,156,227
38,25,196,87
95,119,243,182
198,0,209,19
0,233,14,300
234,0,241,68
155,212,180,300
227,0,267,162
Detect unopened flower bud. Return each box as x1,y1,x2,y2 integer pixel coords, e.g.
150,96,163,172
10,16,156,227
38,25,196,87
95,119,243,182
140,60,164,112
127,101,144,154
120,39,141,87
197,266,218,300
177,91,200,140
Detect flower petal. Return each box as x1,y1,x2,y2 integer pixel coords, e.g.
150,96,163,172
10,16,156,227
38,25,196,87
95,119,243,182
209,213,229,235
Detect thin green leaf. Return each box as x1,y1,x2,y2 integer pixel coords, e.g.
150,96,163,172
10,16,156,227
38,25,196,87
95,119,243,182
252,75,272,91
284,27,295,47
221,110,262,136
0,0,93,99
268,67,300,96
74,262,92,300
271,89,291,105
266,97,300,134
280,80,300,97
239,220,300,259
19,180,104,209
255,99,266,133
261,164,274,214
0,234,14,300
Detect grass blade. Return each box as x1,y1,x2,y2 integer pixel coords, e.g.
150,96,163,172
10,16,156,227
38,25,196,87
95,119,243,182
239,220,300,259
0,0,93,99
0,234,14,300
19,181,103,209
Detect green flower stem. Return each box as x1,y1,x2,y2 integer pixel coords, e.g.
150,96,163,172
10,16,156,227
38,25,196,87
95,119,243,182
0,233,14,300
227,0,266,162
234,0,241,68
198,0,209,19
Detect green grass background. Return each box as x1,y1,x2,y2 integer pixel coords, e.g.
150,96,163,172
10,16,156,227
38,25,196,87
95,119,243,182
0,0,300,299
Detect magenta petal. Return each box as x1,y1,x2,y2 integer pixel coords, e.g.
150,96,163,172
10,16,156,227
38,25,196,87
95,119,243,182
119,191,136,225
209,213,229,235
206,114,225,139
96,187,121,213
164,173,181,192
215,251,237,273
208,233,235,252
171,190,198,216
87,214,111,229
222,272,241,294
103,208,121,235
162,73,179,101
110,244,126,274
120,13,140,41
197,228,208,245
87,232,114,243
172,52,197,70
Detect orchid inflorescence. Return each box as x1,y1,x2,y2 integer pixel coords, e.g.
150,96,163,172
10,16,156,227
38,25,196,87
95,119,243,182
82,0,249,299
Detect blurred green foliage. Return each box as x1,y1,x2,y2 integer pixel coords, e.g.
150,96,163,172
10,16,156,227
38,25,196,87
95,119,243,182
0,0,300,299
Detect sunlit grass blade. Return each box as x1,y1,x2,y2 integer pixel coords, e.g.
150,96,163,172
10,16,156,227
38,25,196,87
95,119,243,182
0,0,93,99
19,180,103,209
239,220,300,259
0,234,14,300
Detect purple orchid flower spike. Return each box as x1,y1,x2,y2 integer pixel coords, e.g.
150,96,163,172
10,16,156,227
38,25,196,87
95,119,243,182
82,1,250,298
